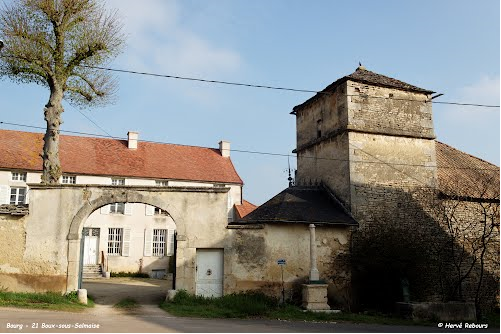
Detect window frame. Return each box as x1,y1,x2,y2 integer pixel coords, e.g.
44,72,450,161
109,202,125,214
10,187,26,205
155,180,169,187
154,207,169,216
152,229,167,257
111,178,125,186
11,172,27,182
61,175,76,184
107,228,123,256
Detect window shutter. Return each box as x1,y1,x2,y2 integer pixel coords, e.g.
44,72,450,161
122,228,131,257
124,203,133,215
145,205,154,216
144,229,153,256
167,229,175,256
0,185,10,205
25,188,29,204
100,205,110,214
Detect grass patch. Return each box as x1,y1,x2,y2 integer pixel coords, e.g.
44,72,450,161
110,271,149,278
161,290,277,318
160,290,426,326
0,291,94,312
114,297,140,311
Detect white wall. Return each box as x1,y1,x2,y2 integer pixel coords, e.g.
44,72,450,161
0,169,243,206
85,202,176,274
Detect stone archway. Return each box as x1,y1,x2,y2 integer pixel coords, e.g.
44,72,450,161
24,184,230,294
66,190,185,291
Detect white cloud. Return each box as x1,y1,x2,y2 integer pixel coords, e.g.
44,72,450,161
458,75,500,106
435,75,500,165
107,0,241,77
439,75,500,122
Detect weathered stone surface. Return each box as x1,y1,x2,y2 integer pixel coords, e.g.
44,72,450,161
302,284,330,310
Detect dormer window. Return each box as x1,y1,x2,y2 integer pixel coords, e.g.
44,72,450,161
317,120,323,138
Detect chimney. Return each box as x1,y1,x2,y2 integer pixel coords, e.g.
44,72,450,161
219,140,230,157
128,131,139,149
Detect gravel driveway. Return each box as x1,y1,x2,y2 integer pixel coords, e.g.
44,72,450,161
82,277,173,307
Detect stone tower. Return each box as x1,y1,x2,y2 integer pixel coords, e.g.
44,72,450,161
292,66,437,226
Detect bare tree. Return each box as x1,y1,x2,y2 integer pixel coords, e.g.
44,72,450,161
429,170,500,317
0,0,124,183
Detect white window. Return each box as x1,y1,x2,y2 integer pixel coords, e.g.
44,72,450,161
110,202,125,214
112,178,125,186
155,180,168,186
10,187,26,204
154,207,169,216
62,175,76,184
152,229,167,257
108,228,122,256
11,172,27,182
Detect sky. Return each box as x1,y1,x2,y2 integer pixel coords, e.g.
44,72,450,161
0,0,499,205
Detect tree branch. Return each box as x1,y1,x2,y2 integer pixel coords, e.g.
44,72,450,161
65,85,93,101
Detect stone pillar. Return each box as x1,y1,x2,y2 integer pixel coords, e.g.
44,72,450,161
309,224,319,281
77,289,88,305
302,224,330,310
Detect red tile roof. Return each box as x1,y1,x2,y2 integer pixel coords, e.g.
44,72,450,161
436,141,499,200
0,129,243,184
234,200,257,219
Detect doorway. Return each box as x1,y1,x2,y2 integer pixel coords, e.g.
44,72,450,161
83,228,100,265
196,249,224,297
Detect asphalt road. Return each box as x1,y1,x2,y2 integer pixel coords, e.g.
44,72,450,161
0,278,496,333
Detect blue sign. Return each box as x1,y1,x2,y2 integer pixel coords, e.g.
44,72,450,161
277,259,286,265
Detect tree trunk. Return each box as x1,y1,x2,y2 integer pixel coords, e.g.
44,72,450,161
41,88,64,184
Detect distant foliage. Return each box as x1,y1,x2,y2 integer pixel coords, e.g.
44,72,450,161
110,271,150,278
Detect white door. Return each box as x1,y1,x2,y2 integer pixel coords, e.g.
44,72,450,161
196,249,224,297
83,236,99,265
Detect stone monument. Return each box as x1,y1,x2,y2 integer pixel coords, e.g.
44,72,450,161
302,224,330,310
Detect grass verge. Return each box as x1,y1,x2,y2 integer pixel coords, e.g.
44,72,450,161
0,291,94,312
159,290,427,326
114,297,140,312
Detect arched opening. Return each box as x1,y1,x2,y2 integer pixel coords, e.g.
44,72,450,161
79,201,177,305
66,190,187,304
81,202,176,279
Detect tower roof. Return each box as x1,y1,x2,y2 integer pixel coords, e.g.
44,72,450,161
292,66,434,114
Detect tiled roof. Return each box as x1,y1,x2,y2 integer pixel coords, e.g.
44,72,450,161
0,204,29,216
234,200,257,219
436,141,499,200
237,186,358,226
346,67,434,94
293,66,434,113
0,129,243,184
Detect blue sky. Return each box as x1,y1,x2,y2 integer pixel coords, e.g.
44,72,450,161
1,0,499,205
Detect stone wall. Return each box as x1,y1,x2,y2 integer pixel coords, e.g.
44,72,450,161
226,224,353,308
0,212,68,292
0,185,232,293
427,196,500,310
296,135,351,205
346,81,434,139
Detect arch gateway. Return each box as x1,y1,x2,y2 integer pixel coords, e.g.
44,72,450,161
18,184,232,294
